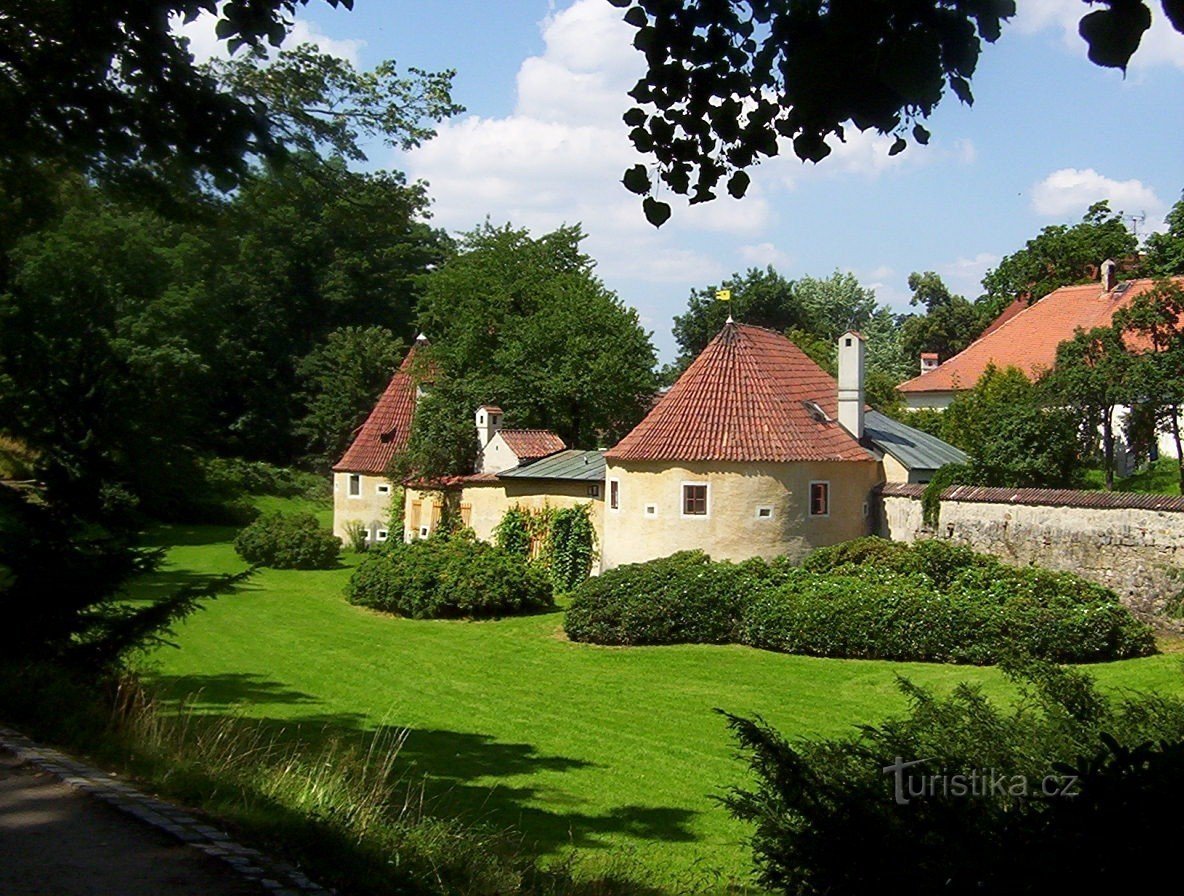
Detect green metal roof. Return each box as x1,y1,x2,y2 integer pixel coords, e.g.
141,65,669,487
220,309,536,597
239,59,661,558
864,410,967,472
498,449,606,482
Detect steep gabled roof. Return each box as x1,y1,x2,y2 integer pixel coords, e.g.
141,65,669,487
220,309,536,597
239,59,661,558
606,323,873,464
898,278,1184,394
498,429,566,463
333,338,433,474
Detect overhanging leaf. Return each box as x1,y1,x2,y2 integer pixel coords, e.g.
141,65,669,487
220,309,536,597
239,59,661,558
643,197,672,227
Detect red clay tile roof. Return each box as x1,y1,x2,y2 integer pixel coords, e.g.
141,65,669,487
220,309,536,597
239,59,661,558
498,429,566,462
898,277,1184,394
606,323,874,463
333,340,433,474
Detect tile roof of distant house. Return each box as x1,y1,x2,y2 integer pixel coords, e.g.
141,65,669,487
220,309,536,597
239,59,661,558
498,429,566,462
898,277,1184,394
606,322,873,463
333,340,435,474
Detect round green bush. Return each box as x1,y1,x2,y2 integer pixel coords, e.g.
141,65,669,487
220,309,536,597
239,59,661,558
564,540,1155,664
563,551,780,645
233,512,340,569
345,534,554,619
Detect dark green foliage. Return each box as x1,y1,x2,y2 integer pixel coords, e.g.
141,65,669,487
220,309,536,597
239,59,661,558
899,271,984,363
564,551,778,646
546,505,597,593
346,534,554,619
920,463,972,528
722,663,1184,896
1144,192,1184,276
200,457,328,501
565,540,1154,664
980,202,1139,317
234,512,340,570
492,506,533,557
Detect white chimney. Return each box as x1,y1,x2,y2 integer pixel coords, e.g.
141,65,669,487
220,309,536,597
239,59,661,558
920,352,939,374
837,331,865,440
1101,258,1117,292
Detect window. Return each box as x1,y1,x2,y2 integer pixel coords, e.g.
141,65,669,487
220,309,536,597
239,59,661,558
609,479,620,510
587,484,600,498
809,481,829,517
348,474,361,497
682,483,708,517
755,505,774,520
377,483,391,495
375,529,389,542
644,504,658,518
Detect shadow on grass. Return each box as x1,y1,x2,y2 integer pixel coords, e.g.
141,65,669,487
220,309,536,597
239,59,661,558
140,523,240,549
148,672,700,854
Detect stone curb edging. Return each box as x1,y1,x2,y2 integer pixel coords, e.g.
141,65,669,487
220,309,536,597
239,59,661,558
0,726,334,896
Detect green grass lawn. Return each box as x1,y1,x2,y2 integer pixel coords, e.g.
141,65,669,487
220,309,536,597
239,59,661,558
137,510,1184,892
1083,457,1182,494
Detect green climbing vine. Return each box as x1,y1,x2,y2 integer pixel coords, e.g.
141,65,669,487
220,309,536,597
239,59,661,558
492,503,597,592
493,505,533,557
921,463,972,529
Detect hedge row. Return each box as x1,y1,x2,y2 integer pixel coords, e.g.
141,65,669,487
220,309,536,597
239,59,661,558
346,534,554,619
563,538,1155,664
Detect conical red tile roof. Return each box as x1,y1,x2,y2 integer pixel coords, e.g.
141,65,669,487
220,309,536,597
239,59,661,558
606,323,873,463
333,338,435,474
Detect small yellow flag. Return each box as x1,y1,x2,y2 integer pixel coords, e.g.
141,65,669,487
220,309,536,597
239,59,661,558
715,288,732,302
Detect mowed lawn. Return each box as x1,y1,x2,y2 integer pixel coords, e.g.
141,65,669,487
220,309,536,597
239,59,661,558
138,509,1184,891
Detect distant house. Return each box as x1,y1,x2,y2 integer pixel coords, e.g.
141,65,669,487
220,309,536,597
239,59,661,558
599,322,963,569
331,335,432,546
898,267,1184,410
333,323,963,570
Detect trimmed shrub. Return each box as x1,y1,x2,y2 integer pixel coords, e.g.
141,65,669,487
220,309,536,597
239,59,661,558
564,551,782,645
564,539,1155,664
233,512,340,569
345,534,553,619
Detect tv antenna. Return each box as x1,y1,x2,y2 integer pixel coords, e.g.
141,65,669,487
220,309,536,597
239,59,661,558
1128,211,1147,240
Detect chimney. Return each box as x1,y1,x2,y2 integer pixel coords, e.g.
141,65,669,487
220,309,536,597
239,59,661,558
837,331,865,440
1101,258,1117,292
920,352,939,375
474,405,503,472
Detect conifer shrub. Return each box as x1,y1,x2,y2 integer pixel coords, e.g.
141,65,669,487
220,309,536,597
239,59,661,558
345,533,553,619
233,512,340,569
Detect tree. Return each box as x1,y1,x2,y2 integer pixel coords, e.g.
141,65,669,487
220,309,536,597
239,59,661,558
672,266,804,367
612,0,1184,225
296,326,406,469
899,272,983,364
1047,326,1136,490
1114,280,1184,494
1143,192,1184,276
979,202,1139,319
940,364,1082,489
404,223,659,479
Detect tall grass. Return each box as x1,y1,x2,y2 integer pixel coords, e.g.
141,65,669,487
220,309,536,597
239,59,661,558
2,666,653,896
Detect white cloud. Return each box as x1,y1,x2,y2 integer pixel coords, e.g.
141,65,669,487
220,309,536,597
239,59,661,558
1015,0,1184,70
739,243,792,268
1031,168,1164,218
173,12,364,65
938,252,1000,297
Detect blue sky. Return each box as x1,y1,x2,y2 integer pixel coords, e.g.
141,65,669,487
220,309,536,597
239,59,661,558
182,1,1184,362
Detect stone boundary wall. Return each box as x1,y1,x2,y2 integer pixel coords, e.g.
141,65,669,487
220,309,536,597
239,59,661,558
878,484,1184,618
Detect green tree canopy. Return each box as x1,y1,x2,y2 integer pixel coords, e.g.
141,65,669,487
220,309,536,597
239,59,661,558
612,0,1183,225
402,224,659,479
899,271,984,365
1143,192,1184,277
979,202,1139,320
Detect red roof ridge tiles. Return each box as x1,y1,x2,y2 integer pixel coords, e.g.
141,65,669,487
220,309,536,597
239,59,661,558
606,322,874,464
898,277,1184,395
333,339,434,474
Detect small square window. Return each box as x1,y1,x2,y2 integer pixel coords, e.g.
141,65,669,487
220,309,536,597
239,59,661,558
348,474,361,497
682,484,708,516
809,482,829,517
644,504,657,518
377,483,391,495
609,479,620,510
756,505,774,520
587,484,600,498
376,529,389,542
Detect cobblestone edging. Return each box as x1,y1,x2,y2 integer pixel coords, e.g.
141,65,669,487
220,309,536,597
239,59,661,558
0,727,333,896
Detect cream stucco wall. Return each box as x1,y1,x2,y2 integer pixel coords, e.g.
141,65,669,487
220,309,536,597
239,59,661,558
403,480,604,550
332,472,395,544
600,459,881,569
900,390,955,411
